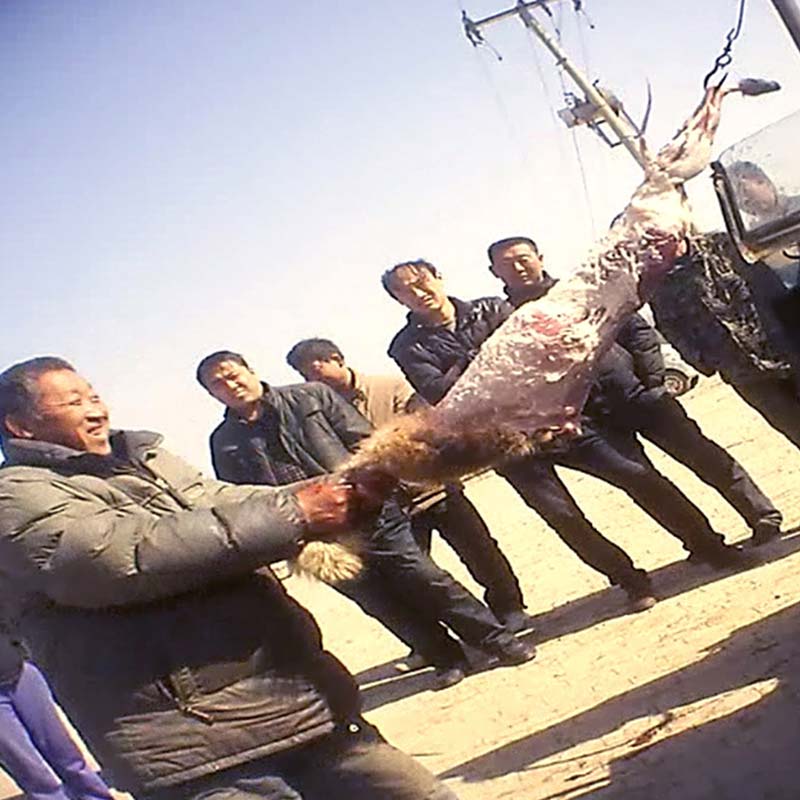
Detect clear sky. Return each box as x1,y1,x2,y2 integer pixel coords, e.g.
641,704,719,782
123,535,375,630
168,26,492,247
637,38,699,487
3,0,800,469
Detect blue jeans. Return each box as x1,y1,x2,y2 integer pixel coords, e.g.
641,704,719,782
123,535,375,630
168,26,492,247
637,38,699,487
0,661,113,800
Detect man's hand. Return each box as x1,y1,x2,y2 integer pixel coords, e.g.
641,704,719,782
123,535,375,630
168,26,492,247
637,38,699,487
294,480,355,538
293,471,396,538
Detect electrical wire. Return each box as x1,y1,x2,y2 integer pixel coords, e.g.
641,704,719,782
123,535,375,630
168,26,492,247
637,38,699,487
457,0,540,189
543,1,597,235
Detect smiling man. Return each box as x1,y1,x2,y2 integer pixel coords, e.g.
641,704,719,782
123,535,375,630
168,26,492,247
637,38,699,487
0,356,460,800
3,366,114,454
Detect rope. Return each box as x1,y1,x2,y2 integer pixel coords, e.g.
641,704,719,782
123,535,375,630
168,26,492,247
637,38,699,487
703,0,747,88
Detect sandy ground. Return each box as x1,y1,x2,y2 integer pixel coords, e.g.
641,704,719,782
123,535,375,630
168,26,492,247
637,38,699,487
3,375,800,799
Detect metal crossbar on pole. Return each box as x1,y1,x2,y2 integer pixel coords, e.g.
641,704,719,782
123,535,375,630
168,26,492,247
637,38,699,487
465,1,647,168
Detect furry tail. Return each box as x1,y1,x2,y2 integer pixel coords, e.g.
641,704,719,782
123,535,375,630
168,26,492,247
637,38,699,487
343,408,535,483
292,537,365,584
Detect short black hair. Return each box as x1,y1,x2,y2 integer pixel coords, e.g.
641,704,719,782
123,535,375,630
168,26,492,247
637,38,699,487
286,338,344,372
487,237,539,263
0,356,76,439
727,160,771,183
381,259,441,299
196,350,251,387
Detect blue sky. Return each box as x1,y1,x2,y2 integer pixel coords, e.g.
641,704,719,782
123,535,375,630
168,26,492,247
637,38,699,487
3,0,800,468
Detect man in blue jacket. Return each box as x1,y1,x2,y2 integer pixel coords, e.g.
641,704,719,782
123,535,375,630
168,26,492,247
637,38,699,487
0,612,113,800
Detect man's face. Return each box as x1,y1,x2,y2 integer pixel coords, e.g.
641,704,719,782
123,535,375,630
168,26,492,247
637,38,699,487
11,369,112,454
490,242,544,288
389,266,449,316
737,172,779,215
202,360,264,411
297,356,350,388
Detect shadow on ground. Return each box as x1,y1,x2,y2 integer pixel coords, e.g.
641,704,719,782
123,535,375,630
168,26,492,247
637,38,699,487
439,595,800,799
531,531,800,647
356,534,800,713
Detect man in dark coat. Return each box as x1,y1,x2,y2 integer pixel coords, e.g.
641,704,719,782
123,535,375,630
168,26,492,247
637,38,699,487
489,236,782,547
384,257,758,613
0,356,459,800
284,336,533,635
197,351,534,691
651,231,800,452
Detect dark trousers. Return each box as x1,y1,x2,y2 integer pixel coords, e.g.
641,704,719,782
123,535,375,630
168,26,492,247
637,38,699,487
498,427,730,587
0,662,114,800
339,500,513,664
730,375,800,450
336,570,464,668
411,489,525,615
633,395,780,530
556,428,727,554
497,458,649,591
146,719,458,800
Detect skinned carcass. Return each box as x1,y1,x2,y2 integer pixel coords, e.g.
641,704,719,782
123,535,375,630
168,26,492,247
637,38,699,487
344,83,746,485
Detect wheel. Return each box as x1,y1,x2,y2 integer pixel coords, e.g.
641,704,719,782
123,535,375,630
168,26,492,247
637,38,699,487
662,368,692,396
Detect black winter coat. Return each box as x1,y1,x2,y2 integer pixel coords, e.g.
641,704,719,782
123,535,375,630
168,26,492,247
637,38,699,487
387,285,666,425
210,382,373,484
388,297,513,404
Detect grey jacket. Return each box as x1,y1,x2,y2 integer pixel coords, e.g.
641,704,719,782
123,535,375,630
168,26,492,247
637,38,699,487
0,431,360,794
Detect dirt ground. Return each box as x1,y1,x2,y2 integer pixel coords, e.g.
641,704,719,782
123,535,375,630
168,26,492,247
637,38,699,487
3,375,800,799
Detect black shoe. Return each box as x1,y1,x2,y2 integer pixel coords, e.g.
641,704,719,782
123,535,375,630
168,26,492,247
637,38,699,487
393,651,430,674
690,544,762,571
489,639,537,666
497,609,537,635
620,574,657,613
432,663,467,690
749,519,782,547
624,586,658,612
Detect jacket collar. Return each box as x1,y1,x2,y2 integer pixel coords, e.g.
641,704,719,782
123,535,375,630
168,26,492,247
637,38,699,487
404,297,475,332
222,383,276,425
503,271,558,307
1,430,163,471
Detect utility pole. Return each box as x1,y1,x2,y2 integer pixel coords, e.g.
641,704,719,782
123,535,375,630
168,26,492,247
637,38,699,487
463,1,648,168
770,0,800,53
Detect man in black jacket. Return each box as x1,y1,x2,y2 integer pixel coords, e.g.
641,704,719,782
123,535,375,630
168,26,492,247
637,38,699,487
489,236,783,547
198,351,534,690
284,336,533,636
0,356,459,800
384,258,758,612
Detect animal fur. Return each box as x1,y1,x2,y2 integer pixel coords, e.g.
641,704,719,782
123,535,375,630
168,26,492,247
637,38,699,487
293,536,365,584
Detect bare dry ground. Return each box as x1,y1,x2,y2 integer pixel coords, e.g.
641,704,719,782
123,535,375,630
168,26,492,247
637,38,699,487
4,376,799,799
